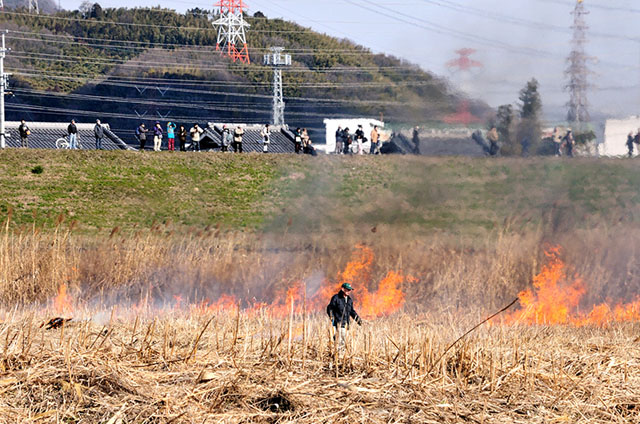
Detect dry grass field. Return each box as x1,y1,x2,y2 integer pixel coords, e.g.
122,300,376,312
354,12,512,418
2,152,640,422
0,216,639,422
1,311,640,423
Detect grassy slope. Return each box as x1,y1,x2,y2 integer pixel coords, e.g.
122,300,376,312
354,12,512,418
0,8,463,122
1,150,640,235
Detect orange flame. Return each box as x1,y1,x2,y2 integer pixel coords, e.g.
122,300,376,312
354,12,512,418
358,271,406,318
193,294,240,314
53,283,73,314
504,247,640,326
183,244,408,320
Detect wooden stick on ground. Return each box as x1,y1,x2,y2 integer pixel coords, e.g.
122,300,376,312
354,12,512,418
423,297,519,379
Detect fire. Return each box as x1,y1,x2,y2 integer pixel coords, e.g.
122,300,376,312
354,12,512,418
325,245,407,319
48,245,408,320
503,247,640,326
358,271,406,318
181,244,408,320
53,283,73,314
192,294,239,314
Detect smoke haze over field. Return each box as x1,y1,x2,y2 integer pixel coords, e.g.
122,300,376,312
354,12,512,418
51,0,640,122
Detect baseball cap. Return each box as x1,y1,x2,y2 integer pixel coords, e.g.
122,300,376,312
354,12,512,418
341,283,353,291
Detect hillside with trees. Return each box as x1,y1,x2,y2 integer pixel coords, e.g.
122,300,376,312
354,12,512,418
0,5,489,140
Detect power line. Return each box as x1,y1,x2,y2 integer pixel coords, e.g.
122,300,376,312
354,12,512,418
344,0,555,59
4,97,440,123
5,32,383,57
9,61,443,88
0,10,326,33
534,0,640,15
420,0,640,43
13,68,426,86
14,87,426,111
5,41,423,73
10,71,445,105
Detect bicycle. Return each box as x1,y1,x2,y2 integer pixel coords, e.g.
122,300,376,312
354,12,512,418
55,136,69,149
55,136,81,149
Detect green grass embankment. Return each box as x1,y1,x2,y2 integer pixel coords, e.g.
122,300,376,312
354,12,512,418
1,150,640,236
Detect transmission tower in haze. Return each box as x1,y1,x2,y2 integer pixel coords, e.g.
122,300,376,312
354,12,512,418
27,0,39,13
212,0,250,63
565,0,590,128
444,48,483,126
264,47,291,126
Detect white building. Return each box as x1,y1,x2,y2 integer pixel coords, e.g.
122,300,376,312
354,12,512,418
603,116,640,157
319,118,385,154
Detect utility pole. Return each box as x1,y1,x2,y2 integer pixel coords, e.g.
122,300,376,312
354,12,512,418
565,0,590,130
0,32,10,149
263,47,291,126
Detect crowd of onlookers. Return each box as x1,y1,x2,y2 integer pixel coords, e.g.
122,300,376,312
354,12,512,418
135,121,210,152
624,129,640,158
477,126,577,157
134,121,319,154
16,118,320,154
550,127,576,157
333,124,381,155
18,118,103,149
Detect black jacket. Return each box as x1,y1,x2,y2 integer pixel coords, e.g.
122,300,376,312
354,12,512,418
68,123,77,135
94,124,104,139
18,124,29,138
326,292,361,327
178,128,187,142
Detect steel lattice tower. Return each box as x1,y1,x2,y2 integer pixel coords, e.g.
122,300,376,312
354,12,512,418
263,47,291,126
565,0,590,128
212,0,250,63
27,0,39,13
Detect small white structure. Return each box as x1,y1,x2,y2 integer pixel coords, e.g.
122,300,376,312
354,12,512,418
320,118,384,154
603,116,640,157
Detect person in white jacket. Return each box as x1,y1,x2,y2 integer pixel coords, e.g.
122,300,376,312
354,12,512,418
261,124,271,153
189,123,204,152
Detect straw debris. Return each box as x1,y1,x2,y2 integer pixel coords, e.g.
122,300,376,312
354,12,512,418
0,312,637,423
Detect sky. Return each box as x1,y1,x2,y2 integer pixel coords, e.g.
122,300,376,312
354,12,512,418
55,0,640,121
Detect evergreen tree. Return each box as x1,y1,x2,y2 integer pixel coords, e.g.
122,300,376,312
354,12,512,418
495,104,518,156
517,79,542,154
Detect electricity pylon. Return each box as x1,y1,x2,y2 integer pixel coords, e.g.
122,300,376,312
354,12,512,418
565,0,591,129
263,47,291,126
212,0,250,63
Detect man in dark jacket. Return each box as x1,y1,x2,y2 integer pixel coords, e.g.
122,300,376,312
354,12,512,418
342,127,351,154
355,125,365,155
563,129,575,157
136,123,148,151
326,283,362,348
67,120,78,149
18,119,29,148
94,119,104,150
335,126,343,154
294,128,302,154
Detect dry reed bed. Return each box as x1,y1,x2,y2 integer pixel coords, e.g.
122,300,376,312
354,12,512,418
0,310,639,423
0,215,546,310
3,218,640,313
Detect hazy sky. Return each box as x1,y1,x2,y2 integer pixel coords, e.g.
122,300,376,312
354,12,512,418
56,0,640,121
